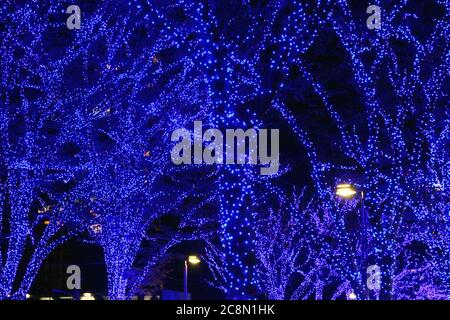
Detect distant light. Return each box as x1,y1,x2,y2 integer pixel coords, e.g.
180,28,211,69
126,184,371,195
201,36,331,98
38,205,51,214
336,184,357,198
348,292,357,300
188,255,201,264
80,293,95,300
433,183,442,191
90,224,102,234
43,219,50,225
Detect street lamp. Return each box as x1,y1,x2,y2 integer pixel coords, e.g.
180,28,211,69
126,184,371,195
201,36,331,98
188,255,201,264
80,292,95,300
336,183,368,299
336,184,357,197
184,255,200,300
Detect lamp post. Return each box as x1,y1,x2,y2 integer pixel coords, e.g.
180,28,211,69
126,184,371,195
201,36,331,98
184,255,200,300
336,184,368,299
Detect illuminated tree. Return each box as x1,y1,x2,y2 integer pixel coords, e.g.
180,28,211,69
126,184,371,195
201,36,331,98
263,0,449,299
46,0,215,299
203,0,448,299
0,1,87,299
1,0,214,299
185,0,318,297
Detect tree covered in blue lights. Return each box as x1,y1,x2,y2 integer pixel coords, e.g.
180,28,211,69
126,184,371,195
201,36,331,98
202,0,448,299
1,0,214,299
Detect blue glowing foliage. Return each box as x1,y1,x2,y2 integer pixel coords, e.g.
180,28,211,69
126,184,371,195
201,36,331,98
201,0,449,299
0,0,213,299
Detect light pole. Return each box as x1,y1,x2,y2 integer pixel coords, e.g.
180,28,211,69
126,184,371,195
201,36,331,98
184,255,200,300
336,184,368,299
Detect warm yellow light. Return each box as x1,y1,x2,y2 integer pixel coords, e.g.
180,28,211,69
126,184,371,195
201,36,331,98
188,255,201,264
336,184,357,198
80,293,95,300
348,292,357,300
